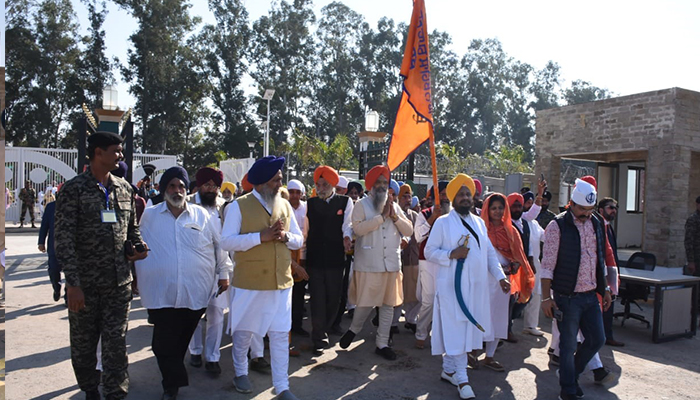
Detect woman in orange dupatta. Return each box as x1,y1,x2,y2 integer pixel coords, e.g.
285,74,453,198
476,193,534,371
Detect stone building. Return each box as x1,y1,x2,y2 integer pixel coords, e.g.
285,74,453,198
535,87,700,267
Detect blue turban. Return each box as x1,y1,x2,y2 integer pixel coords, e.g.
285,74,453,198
397,181,405,187
111,161,128,179
248,156,285,185
523,191,535,203
159,166,190,191
389,179,400,195
429,180,449,198
411,196,419,208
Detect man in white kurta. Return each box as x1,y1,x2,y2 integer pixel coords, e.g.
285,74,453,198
425,174,509,400
220,157,303,400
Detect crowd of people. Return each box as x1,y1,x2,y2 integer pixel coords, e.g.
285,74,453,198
38,131,700,400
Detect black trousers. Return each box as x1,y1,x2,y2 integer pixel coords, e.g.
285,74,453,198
509,294,531,333
148,307,206,390
603,299,615,340
291,278,308,331
333,255,353,327
308,266,345,346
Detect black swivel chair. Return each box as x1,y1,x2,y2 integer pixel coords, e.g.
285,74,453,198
614,252,656,328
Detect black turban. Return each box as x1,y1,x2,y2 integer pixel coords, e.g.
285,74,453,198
159,166,190,192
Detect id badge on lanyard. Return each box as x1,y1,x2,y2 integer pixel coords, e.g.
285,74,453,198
98,182,117,223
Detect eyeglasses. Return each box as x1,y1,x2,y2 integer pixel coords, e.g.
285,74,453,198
605,205,618,210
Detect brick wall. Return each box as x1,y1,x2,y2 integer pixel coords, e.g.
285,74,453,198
535,88,700,267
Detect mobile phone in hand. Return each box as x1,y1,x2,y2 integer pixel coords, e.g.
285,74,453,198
553,309,563,322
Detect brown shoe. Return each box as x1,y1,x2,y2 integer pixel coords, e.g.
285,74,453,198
415,339,425,349
504,332,519,343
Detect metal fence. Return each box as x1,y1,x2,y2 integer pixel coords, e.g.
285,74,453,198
5,147,176,222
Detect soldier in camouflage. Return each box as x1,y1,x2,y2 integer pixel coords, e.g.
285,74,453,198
685,196,700,277
19,180,37,228
55,131,149,400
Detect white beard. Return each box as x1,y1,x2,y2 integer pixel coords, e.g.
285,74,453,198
371,188,388,212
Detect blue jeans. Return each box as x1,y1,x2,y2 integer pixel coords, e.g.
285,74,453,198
554,291,606,395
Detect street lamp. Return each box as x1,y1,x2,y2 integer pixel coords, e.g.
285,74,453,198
365,110,379,132
102,85,118,111
247,142,255,159
262,89,275,157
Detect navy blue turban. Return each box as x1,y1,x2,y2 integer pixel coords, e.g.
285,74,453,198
429,180,449,198
159,166,190,191
111,161,128,179
247,156,285,185
523,191,535,203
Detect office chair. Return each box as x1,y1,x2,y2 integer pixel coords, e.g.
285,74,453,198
614,252,656,328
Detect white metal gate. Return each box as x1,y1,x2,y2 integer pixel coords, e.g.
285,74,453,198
4,147,177,222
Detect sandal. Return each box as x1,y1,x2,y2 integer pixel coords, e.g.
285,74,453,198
467,352,480,369
415,339,425,349
483,359,505,372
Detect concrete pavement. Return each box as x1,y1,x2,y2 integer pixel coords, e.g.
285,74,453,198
4,226,700,399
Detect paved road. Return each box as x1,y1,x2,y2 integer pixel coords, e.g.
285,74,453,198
4,227,700,399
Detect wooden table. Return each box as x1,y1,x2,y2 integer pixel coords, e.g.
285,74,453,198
619,268,700,343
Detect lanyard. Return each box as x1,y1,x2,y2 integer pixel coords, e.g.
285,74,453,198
459,216,481,248
97,182,111,210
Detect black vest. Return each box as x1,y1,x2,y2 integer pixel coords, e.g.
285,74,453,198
306,194,349,269
551,210,607,296
513,218,531,257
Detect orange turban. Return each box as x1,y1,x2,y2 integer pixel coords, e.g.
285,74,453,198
399,184,412,198
507,192,524,208
241,173,253,193
313,165,339,187
365,165,390,189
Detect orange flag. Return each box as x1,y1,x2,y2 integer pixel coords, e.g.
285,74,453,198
387,0,433,171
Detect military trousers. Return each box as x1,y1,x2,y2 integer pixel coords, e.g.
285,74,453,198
68,283,132,399
20,201,35,223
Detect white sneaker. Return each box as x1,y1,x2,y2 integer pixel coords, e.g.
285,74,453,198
523,327,545,336
440,370,458,386
458,383,476,399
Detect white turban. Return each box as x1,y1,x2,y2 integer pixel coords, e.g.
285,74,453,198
287,179,305,194
337,176,349,189
571,178,597,206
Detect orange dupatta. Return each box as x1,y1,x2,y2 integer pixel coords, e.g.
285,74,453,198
481,193,535,303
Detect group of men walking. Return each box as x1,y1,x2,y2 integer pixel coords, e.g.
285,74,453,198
52,131,634,400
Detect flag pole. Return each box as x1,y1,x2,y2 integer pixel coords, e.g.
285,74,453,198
428,125,440,201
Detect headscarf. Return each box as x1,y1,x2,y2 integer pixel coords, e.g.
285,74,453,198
571,178,597,206
389,179,400,195
313,165,340,187
580,175,597,190
522,191,535,204
159,166,190,192
446,174,475,203
481,193,535,303
241,173,253,193
248,155,285,185
221,182,236,195
365,165,390,189
196,167,224,187
507,193,525,208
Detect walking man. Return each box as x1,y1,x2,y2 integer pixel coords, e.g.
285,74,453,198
55,131,149,400
221,156,303,400
136,166,232,399
541,178,612,400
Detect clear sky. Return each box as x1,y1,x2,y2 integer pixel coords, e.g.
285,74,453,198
68,0,700,111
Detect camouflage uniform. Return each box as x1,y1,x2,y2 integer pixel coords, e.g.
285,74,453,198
55,168,142,399
19,186,36,224
685,211,700,276
536,208,557,230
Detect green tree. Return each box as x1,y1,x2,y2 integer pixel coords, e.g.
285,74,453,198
563,80,612,105
250,0,317,150
529,61,561,111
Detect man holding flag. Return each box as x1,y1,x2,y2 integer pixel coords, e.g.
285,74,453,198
425,174,509,399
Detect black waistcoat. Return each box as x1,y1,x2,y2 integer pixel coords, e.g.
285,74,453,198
551,210,607,296
306,194,349,269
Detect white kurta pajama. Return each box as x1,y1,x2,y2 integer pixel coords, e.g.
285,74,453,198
221,190,303,394
425,210,506,356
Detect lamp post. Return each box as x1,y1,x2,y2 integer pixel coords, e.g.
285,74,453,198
247,142,255,159
358,110,386,179
262,89,275,157
102,85,118,111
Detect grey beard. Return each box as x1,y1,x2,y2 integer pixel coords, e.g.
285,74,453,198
371,189,387,212
260,188,280,210
440,201,451,215
165,192,186,209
